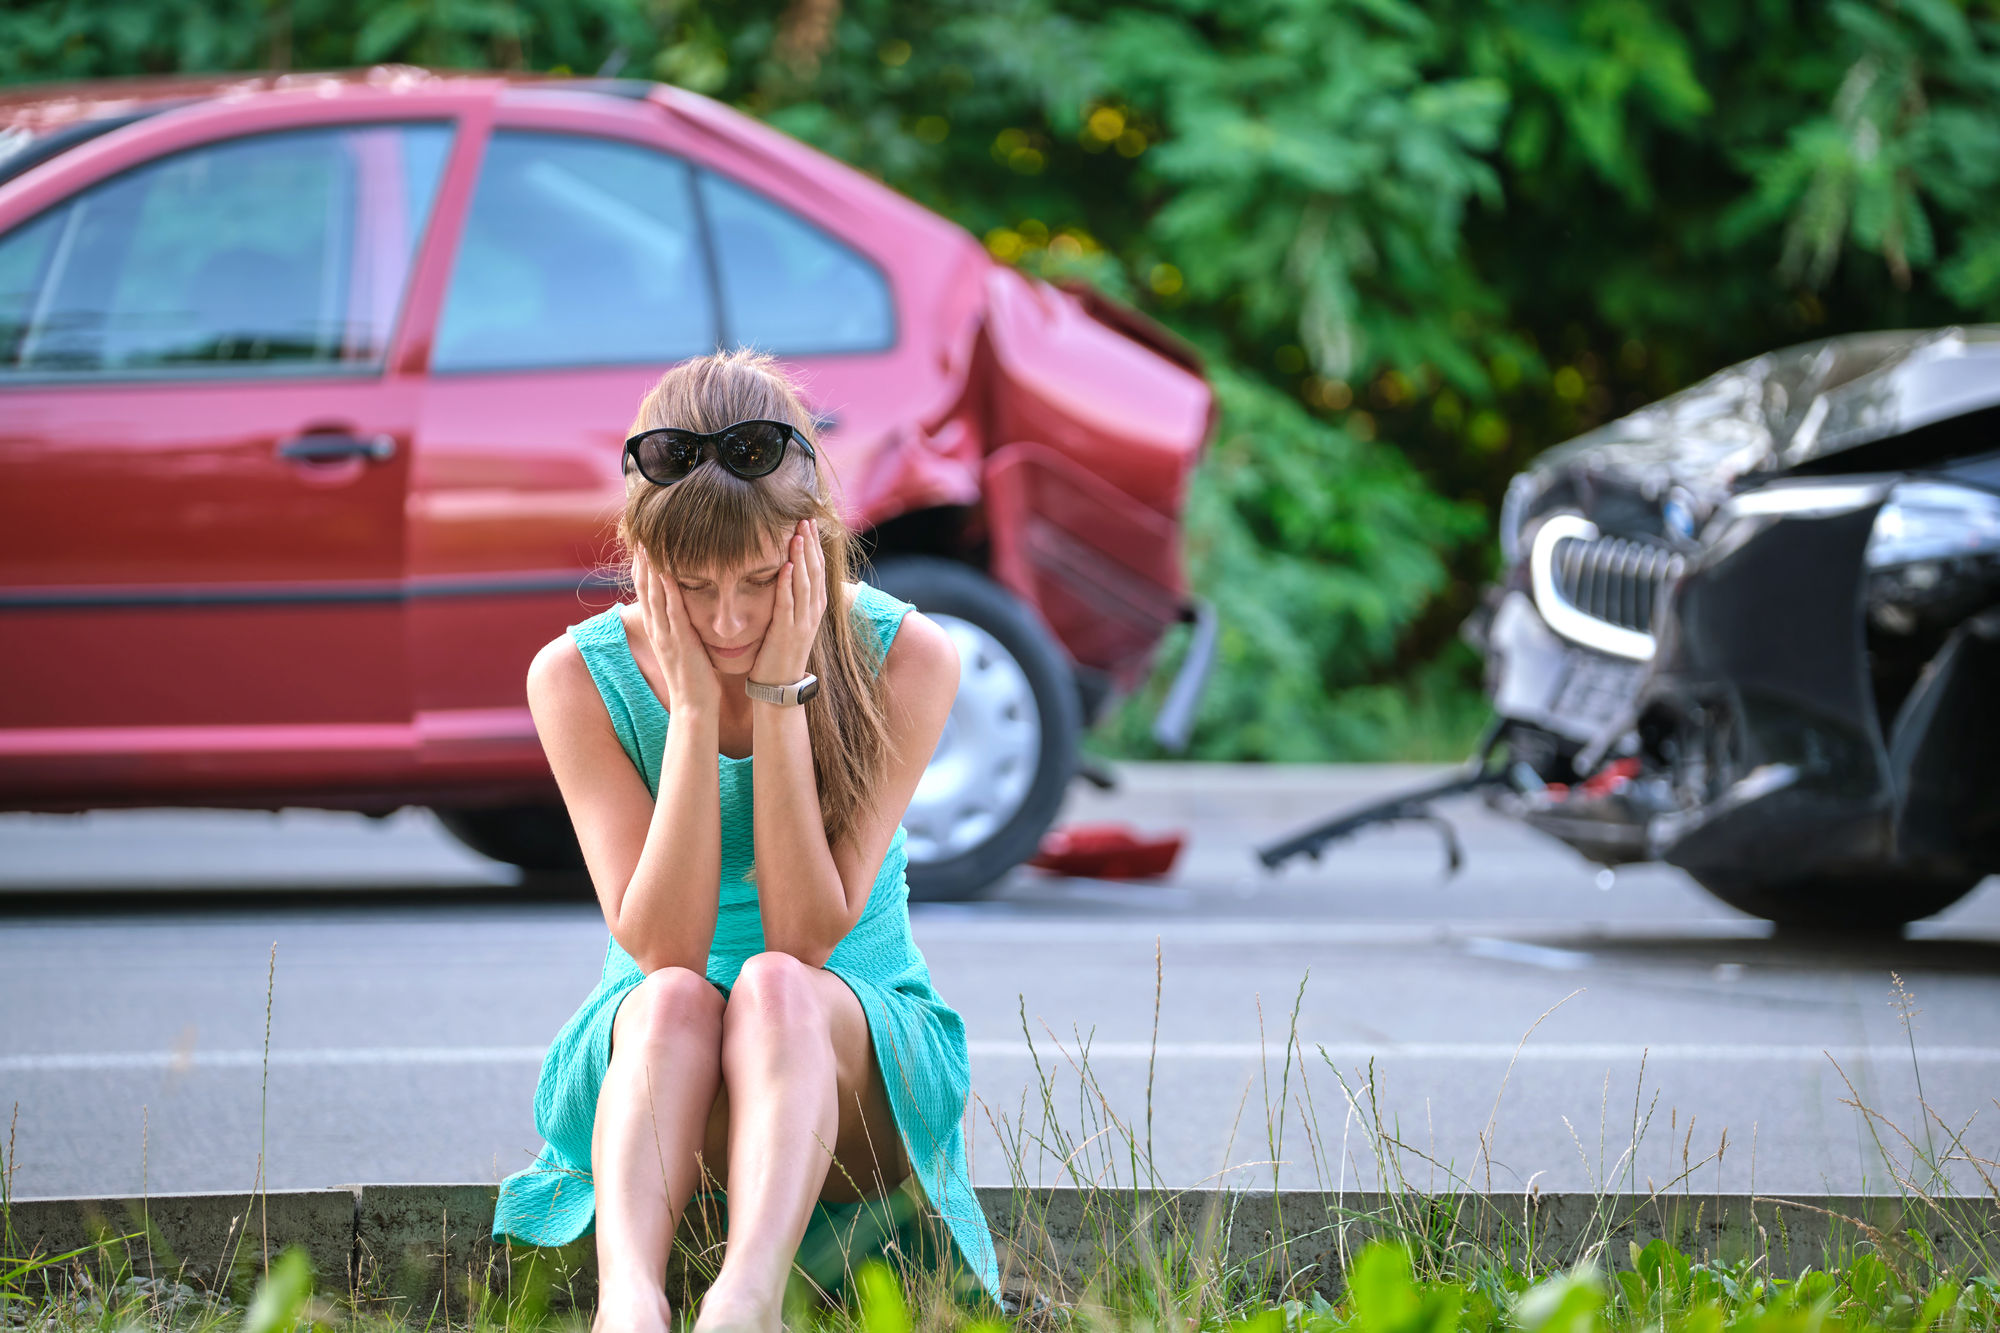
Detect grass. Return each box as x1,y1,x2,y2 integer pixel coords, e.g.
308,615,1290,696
3,956,1996,1333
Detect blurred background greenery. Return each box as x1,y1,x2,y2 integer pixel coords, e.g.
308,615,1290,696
7,0,1996,761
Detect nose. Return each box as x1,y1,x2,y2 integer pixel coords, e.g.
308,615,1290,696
711,590,751,641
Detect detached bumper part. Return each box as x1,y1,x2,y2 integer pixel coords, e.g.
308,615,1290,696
1253,721,1511,873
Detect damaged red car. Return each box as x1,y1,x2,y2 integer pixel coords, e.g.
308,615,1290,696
0,67,1217,899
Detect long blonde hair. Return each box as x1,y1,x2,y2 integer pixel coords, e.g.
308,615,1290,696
616,349,891,855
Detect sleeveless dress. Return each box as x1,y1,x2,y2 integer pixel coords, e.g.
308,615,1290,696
491,582,1000,1303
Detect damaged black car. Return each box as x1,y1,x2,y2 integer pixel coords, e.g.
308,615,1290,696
1265,326,2000,930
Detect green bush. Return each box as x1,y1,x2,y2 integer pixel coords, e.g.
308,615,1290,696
1087,361,1491,762
8,0,1998,759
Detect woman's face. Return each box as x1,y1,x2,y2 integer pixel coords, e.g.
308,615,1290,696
670,527,788,677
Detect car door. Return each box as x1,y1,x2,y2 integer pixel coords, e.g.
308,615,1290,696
408,101,901,783
0,116,454,804
407,121,722,787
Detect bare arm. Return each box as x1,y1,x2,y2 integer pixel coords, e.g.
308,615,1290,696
752,601,959,966
526,640,722,973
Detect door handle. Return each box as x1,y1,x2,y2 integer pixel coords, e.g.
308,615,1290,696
277,432,398,464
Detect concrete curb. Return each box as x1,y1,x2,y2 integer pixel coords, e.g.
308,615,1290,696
9,1185,1998,1312
4,1189,354,1302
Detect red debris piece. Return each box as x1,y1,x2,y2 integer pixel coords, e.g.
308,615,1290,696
1542,757,1641,804
1027,823,1185,879
1578,756,1641,797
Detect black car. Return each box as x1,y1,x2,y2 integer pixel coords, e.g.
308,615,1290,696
1266,326,2000,930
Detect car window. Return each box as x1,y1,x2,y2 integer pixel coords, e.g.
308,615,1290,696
0,123,451,377
432,132,717,372
0,208,63,367
697,171,894,356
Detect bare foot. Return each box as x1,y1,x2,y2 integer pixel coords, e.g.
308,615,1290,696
592,1280,675,1333
690,1278,781,1333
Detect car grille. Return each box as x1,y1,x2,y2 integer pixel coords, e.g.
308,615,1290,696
1549,532,1686,634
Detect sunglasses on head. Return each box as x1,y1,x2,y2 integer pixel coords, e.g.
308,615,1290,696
623,418,817,487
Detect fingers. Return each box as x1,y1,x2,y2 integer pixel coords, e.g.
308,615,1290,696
775,538,796,622
632,549,656,639
808,518,825,613
634,547,680,650
649,557,670,633
658,564,690,638
790,522,810,625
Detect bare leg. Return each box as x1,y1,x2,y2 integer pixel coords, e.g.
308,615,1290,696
591,967,727,1333
694,953,904,1333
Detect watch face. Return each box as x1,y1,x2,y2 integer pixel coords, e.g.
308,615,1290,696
798,675,821,703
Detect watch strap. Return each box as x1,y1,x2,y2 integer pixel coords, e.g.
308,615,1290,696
745,673,819,705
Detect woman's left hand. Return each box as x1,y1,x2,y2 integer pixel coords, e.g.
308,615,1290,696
750,518,827,689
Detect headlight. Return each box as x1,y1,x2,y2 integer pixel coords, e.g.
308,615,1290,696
1865,481,2000,568
1721,479,1890,520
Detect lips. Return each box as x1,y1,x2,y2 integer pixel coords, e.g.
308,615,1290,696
708,641,753,657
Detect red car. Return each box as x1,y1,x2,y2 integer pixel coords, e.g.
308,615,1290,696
0,67,1216,899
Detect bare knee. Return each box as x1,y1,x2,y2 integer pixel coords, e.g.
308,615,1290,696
617,966,724,1061
724,952,829,1044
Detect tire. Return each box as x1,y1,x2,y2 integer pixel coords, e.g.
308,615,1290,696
867,556,1081,902
434,803,586,873
1691,868,1984,932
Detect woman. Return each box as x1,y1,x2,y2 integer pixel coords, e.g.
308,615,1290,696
492,349,1000,1331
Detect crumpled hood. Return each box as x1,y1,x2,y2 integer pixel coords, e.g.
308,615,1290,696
1523,325,2000,509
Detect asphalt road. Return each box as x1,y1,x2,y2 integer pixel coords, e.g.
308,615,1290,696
5,763,1998,1204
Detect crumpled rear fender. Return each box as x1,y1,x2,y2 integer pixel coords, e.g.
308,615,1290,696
984,441,1187,691
855,264,1214,687
973,269,1213,685
976,267,1212,523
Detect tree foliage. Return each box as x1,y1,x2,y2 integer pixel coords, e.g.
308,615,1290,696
6,0,1997,759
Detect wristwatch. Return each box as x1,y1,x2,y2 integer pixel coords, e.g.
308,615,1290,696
745,673,820,706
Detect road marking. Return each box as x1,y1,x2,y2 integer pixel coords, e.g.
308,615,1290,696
5,1041,1999,1073
909,916,1775,944
971,1041,2000,1063
0,1048,549,1072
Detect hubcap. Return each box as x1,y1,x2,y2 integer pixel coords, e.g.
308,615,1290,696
901,613,1042,863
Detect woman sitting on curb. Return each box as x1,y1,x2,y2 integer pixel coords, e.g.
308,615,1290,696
492,348,1000,1331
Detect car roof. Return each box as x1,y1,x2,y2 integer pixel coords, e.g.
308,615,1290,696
0,62,991,367
0,66,534,135
0,65,968,246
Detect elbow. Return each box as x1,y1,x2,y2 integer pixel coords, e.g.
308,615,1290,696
614,929,667,975
760,909,849,969
629,946,711,976
757,875,860,969
762,931,837,970
611,916,709,978
622,939,669,974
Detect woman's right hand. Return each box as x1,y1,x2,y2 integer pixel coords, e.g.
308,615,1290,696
633,548,721,718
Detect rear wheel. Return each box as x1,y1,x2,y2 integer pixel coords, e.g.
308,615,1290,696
433,804,584,873
1692,868,1984,931
868,556,1081,902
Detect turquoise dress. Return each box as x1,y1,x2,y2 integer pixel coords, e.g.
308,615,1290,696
492,582,999,1301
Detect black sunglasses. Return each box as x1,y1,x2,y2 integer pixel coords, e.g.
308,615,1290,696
623,418,817,486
